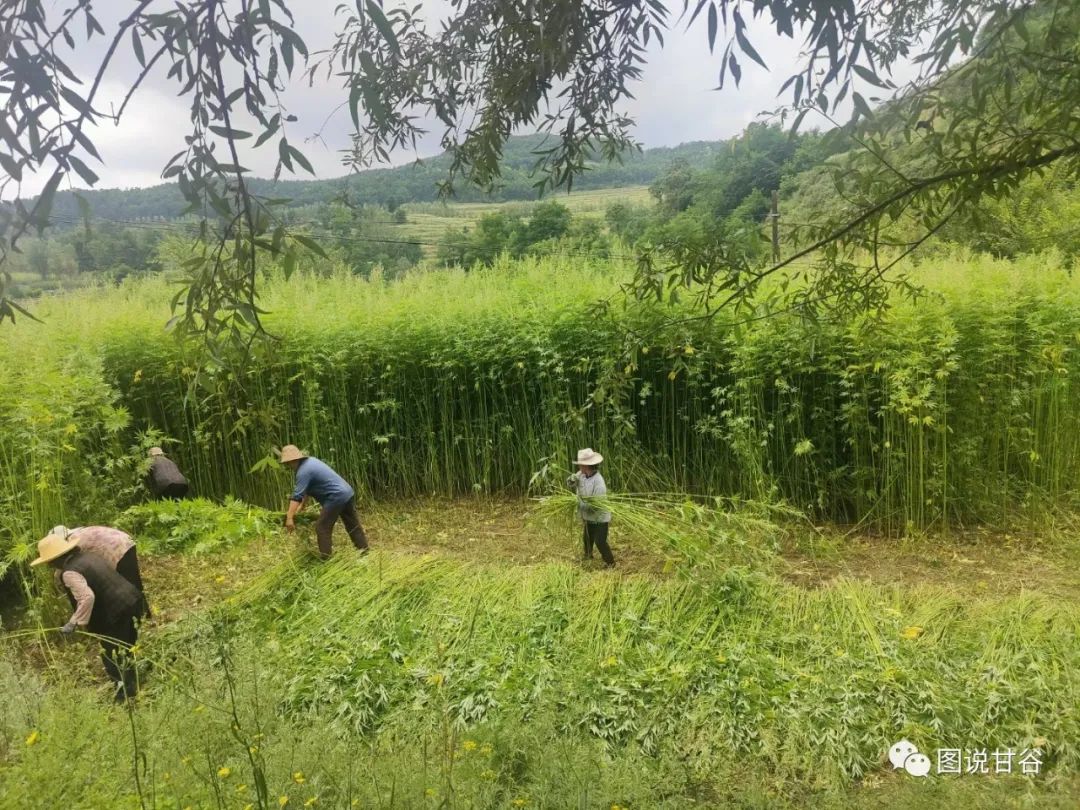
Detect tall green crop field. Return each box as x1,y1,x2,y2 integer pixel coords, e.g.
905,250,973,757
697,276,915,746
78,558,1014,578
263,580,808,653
3,250,1080,569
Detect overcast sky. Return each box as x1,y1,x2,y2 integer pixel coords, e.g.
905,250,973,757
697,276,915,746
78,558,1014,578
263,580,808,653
9,1,878,196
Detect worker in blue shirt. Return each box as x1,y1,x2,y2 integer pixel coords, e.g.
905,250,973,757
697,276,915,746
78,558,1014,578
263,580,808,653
280,445,368,558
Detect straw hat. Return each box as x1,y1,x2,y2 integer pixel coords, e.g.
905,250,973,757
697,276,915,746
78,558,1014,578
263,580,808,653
573,448,604,466
279,444,308,463
148,447,164,457
30,533,79,566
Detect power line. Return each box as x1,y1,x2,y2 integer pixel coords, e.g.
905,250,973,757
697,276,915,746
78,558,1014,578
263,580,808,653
52,214,827,266
48,214,644,262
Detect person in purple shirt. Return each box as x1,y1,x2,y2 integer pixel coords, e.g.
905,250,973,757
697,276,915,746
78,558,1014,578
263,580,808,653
280,444,369,558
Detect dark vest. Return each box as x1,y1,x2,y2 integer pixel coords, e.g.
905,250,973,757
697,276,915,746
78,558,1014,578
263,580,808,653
60,550,143,631
148,456,189,495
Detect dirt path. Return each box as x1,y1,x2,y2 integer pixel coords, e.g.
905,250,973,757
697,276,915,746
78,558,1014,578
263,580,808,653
779,527,1080,600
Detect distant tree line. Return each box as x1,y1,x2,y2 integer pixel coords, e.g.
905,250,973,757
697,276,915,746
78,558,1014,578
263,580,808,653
6,221,163,294
437,201,614,266
283,201,421,278
606,123,843,261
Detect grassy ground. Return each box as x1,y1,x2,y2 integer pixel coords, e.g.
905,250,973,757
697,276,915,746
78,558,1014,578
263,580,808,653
3,498,1079,808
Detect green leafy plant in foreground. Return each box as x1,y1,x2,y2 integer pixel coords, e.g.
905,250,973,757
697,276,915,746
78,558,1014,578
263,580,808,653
4,542,1078,808
116,497,277,555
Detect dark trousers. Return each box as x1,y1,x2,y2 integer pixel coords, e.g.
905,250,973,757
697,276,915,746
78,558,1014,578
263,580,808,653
116,547,151,618
315,496,368,558
97,606,141,701
158,481,189,500
583,521,615,565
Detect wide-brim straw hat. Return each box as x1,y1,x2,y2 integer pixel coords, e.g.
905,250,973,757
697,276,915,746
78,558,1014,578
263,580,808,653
279,444,308,463
148,446,164,457
573,448,604,466
30,533,79,566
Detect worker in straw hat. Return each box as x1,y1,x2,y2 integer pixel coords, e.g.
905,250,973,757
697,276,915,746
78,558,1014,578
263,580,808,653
279,444,368,559
31,532,148,702
146,446,190,500
49,524,151,617
566,447,615,567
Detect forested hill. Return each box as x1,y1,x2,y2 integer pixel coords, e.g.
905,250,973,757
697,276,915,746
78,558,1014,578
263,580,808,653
43,134,728,223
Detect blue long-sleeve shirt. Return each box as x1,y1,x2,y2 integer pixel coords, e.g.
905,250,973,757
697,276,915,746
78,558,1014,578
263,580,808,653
291,457,354,506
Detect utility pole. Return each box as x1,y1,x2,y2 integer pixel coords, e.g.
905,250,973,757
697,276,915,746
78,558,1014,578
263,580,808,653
770,190,780,263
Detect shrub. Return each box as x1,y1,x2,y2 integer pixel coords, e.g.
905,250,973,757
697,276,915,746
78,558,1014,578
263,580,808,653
116,497,277,555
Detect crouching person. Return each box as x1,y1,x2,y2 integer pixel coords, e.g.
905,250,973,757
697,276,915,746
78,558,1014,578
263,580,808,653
50,524,151,616
146,447,190,500
31,532,148,702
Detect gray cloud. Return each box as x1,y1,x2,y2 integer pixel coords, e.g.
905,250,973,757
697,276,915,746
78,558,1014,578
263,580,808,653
9,2,849,196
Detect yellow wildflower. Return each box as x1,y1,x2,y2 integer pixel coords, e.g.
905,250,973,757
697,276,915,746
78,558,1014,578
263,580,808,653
243,805,254,810
463,740,478,752
279,798,290,808
304,798,318,807
236,784,248,793
293,771,306,784
426,672,445,687
25,731,39,747
601,655,618,669
250,745,260,754
425,789,436,798
480,769,497,780
217,766,231,779
900,626,924,640
512,799,528,808
215,575,227,584
480,744,493,756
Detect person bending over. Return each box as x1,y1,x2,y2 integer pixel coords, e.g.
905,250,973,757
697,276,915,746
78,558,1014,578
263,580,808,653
50,524,151,617
31,532,147,702
280,444,368,559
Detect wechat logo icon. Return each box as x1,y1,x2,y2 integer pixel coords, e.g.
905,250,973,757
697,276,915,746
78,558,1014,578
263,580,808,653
889,739,931,777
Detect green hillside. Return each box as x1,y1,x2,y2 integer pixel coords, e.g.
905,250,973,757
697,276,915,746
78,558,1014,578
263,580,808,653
41,134,724,223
